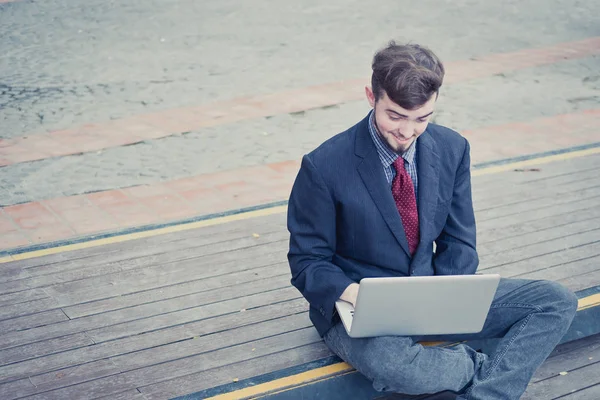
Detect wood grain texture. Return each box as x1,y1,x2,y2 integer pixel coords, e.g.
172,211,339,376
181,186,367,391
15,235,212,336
0,154,597,399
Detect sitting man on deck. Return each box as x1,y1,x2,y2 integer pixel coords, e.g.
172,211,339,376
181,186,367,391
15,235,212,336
286,41,578,399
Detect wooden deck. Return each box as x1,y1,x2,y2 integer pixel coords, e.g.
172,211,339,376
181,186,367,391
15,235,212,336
523,333,600,400
1,152,600,400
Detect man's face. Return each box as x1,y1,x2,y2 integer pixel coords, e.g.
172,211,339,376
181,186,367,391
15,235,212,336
365,87,436,153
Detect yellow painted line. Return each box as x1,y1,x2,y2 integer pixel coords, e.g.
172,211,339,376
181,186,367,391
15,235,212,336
578,293,600,311
472,147,600,177
252,371,357,399
2,205,287,263
1,147,599,263
204,362,353,400
207,294,599,399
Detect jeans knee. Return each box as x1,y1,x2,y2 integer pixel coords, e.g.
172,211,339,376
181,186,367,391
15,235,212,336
542,280,578,320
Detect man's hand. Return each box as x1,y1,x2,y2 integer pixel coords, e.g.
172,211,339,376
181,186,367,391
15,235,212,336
339,283,360,308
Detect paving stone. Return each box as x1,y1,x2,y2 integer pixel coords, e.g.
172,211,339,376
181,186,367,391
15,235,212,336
1,56,599,206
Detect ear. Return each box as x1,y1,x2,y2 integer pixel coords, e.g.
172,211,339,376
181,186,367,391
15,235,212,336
365,86,376,108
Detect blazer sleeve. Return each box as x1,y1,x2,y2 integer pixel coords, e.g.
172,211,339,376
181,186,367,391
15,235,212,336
287,155,355,323
433,139,479,275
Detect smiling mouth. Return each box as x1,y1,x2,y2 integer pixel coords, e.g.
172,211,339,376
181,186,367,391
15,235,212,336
393,135,413,143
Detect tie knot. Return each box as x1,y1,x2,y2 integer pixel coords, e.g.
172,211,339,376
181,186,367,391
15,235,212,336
393,157,405,172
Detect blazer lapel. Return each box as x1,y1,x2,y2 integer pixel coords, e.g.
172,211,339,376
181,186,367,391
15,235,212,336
355,117,411,257
415,129,440,251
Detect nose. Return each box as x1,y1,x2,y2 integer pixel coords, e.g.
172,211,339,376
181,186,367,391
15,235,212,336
395,120,414,139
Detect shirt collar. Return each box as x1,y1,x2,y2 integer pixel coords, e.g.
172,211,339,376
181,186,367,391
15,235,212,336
368,110,417,167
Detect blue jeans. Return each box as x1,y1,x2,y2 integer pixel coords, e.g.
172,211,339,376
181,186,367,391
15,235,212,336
323,278,578,400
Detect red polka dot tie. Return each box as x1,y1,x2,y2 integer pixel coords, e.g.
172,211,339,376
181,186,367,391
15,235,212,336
392,157,419,255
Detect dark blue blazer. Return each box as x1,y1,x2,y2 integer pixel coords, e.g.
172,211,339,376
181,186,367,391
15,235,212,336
287,113,479,337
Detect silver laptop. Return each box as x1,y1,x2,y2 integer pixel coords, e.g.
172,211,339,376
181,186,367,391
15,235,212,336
335,274,501,338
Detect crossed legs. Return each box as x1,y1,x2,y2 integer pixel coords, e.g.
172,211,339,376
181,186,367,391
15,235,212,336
323,279,578,399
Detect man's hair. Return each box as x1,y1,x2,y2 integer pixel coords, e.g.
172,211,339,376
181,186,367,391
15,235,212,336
371,41,445,110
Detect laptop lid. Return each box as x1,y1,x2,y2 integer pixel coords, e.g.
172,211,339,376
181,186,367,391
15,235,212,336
337,274,500,338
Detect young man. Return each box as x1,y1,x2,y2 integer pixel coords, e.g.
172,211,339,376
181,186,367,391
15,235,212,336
287,42,578,399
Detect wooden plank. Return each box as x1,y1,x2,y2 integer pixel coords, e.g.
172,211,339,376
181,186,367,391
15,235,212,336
96,390,147,400
21,373,138,400
66,271,290,329
558,269,600,293
0,300,307,394
139,342,331,400
0,333,93,365
517,163,600,186
111,312,312,371
45,242,288,306
128,297,307,352
116,327,321,388
30,358,121,388
0,309,68,335
558,384,600,399
473,161,600,202
97,390,146,400
4,211,285,270
24,225,286,278
0,237,288,297
476,185,600,223
0,378,34,400
0,296,307,381
479,228,600,270
17,328,321,400
519,157,600,179
0,279,36,298
64,262,290,318
0,297,60,321
522,361,600,399
473,168,599,209
472,154,600,188
37,219,596,312
0,288,49,307
479,205,600,246
0,276,295,351
513,255,600,282
478,216,600,257
0,264,30,282
477,190,600,228
532,333,600,382
482,241,600,277
477,194,600,231
488,157,599,181
0,359,122,400
86,285,300,343
52,233,286,290
11,230,288,293
126,328,322,399
1,246,125,272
